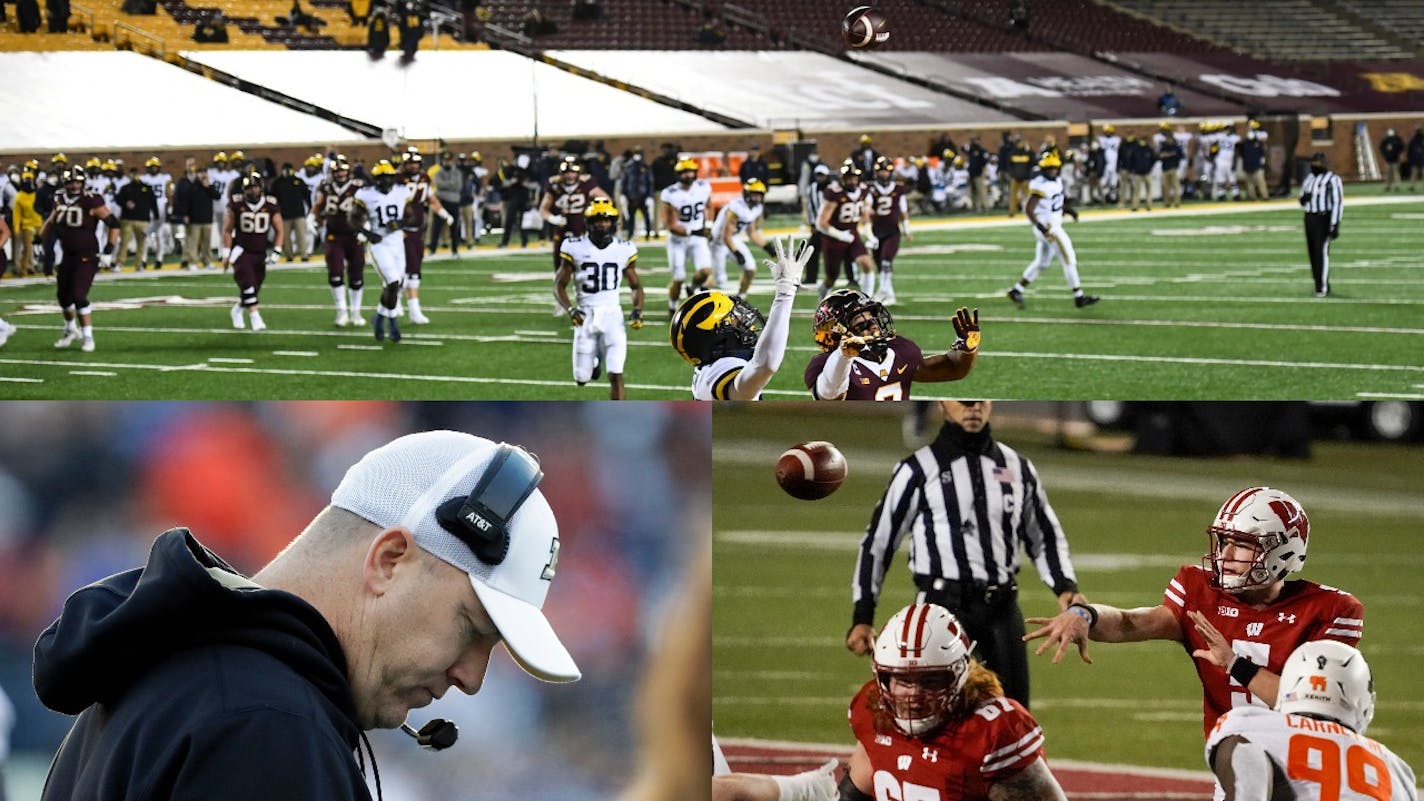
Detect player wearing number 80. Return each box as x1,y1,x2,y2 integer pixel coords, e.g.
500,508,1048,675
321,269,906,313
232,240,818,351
1206,640,1416,801
659,159,714,316
554,198,644,399
351,160,414,342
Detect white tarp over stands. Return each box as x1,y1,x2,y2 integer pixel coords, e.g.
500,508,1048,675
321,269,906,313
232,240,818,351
549,50,1017,129
0,51,366,152
184,50,732,140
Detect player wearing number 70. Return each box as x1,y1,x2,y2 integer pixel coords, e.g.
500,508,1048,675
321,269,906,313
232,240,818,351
1022,487,1365,739
1206,640,1416,801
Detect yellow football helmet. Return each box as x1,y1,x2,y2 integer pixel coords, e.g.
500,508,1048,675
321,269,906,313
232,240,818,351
145,156,162,168
674,158,699,173
23,159,39,171
371,160,398,177
1038,153,1062,170
1102,123,1116,135
669,291,765,366
584,196,619,220
213,151,228,163
231,150,246,161
52,152,68,164
743,179,767,195
85,157,102,169
101,160,118,172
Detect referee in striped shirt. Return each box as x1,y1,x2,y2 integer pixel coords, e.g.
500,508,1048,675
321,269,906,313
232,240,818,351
802,163,830,287
846,401,1086,707
1299,151,1343,297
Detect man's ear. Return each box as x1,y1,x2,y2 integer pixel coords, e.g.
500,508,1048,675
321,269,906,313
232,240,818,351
364,526,417,597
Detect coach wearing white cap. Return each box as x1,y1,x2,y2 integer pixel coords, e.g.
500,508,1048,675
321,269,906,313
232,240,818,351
35,430,577,801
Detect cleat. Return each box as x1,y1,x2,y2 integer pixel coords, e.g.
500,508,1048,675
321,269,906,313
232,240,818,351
335,310,349,327
374,315,386,341
54,330,80,348
388,316,401,342
1074,294,1100,308
880,293,897,306
250,313,266,332
80,337,95,352
1315,290,1329,298
350,313,365,326
1006,288,1025,309
230,304,246,329
409,311,431,325
591,355,603,382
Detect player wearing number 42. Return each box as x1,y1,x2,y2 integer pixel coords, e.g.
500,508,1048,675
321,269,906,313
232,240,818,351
1206,640,1416,801
1023,486,1365,739
555,198,645,400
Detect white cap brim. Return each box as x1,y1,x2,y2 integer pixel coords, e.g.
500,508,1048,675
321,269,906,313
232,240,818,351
471,578,580,683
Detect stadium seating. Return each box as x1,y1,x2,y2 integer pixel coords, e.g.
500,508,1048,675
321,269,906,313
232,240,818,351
1103,0,1413,60
1335,0,1424,51
955,0,1224,56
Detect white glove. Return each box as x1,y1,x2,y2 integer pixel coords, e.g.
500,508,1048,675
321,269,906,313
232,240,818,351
863,232,879,251
767,236,812,297
833,228,855,244
228,245,245,264
772,758,840,801
356,232,368,244
98,251,114,269
437,208,454,225
548,214,567,227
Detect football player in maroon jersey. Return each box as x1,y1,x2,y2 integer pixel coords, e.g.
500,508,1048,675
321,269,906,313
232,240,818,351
221,171,285,332
312,155,367,326
0,214,15,347
866,157,911,305
397,150,454,325
805,290,978,401
840,603,1068,801
39,168,120,352
1024,487,1364,738
815,163,879,300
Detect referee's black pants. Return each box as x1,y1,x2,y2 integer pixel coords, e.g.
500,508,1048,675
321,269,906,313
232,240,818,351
919,583,1031,708
1303,212,1332,294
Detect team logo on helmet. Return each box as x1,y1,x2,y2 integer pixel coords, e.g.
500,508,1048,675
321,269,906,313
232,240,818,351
872,604,975,738
812,289,894,355
584,197,619,246
669,290,765,366
1038,153,1062,170
1204,486,1309,592
675,158,699,174
742,179,766,204
1277,640,1374,734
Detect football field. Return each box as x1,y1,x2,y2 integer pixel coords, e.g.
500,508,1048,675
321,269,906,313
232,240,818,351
0,193,1420,398
712,404,1424,777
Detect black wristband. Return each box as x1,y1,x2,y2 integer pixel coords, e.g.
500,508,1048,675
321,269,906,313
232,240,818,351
762,242,776,258
1067,602,1098,628
1229,655,1261,687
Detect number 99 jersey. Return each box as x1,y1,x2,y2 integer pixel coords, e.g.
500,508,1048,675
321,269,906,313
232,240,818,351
559,234,638,310
1206,707,1416,801
847,680,1045,801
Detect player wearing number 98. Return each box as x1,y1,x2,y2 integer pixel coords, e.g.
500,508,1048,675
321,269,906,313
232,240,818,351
839,603,1068,801
554,198,644,399
222,171,285,332
351,160,414,342
659,159,714,316
1023,487,1365,740
1206,640,1416,801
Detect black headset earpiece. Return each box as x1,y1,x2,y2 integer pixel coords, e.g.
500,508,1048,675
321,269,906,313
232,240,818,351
434,443,543,565
402,718,459,751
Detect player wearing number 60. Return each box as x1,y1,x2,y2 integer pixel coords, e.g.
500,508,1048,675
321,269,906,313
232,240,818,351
555,198,644,399
1206,640,1416,801
1023,487,1366,739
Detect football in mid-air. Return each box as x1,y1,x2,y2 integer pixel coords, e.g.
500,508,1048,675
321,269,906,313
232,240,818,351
842,6,890,50
775,441,848,500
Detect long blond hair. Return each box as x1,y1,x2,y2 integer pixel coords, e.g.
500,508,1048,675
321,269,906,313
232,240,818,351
868,658,1005,735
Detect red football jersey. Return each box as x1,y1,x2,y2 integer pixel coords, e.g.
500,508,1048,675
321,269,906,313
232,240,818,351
544,175,599,235
848,681,1044,801
317,179,362,234
1163,564,1365,737
400,173,431,231
805,335,924,401
868,181,907,229
52,191,107,256
822,183,868,232
226,196,281,253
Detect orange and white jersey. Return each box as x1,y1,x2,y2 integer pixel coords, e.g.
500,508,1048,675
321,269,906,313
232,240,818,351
1207,706,1416,801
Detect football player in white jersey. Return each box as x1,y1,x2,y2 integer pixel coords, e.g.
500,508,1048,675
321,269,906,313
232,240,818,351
1207,640,1416,801
710,179,772,297
350,160,413,343
1214,124,1241,201
208,152,238,259
659,158,714,316
1006,153,1099,310
1097,124,1122,204
554,198,645,400
138,156,174,269
670,237,812,400
298,154,326,256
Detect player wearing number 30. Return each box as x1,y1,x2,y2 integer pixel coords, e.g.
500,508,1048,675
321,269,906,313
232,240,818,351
554,198,644,400
1023,487,1364,740
1206,640,1416,801
222,172,285,332
659,159,714,316
1005,153,1098,310
838,603,1069,801
350,160,414,343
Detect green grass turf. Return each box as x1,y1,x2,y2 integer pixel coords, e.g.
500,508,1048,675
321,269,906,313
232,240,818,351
1,191,1421,398
711,403,1424,773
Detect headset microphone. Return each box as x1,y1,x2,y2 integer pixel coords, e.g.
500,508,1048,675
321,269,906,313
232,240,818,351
401,718,459,751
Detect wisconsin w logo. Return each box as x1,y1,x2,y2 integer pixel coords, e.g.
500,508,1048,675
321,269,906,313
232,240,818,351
1246,622,1264,637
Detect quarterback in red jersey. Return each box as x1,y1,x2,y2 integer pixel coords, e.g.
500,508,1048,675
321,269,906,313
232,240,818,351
1024,487,1364,738
841,603,1067,801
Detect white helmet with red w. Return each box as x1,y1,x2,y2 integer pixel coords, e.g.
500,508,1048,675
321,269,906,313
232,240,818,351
872,603,974,737
1204,486,1309,592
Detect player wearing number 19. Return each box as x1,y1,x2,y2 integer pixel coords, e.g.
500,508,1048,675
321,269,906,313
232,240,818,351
1206,640,1416,801
1023,487,1365,739
222,172,285,332
351,161,415,343
555,198,644,399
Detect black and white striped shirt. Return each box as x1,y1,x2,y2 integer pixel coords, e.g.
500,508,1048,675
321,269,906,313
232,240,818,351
852,425,1078,624
1300,169,1343,227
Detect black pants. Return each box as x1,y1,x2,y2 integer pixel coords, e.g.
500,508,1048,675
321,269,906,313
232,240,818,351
803,230,822,284
428,204,461,252
919,580,1030,708
500,198,528,247
1303,212,1332,294
622,194,652,238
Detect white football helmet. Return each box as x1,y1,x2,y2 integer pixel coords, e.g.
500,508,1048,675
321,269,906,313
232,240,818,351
1203,486,1309,591
872,603,974,737
1276,640,1374,734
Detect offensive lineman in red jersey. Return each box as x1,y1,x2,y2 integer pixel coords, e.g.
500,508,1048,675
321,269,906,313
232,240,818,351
866,157,911,305
222,171,285,332
312,155,367,326
841,603,1067,801
397,150,453,325
1023,486,1364,738
805,290,979,401
816,163,879,300
40,168,120,352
